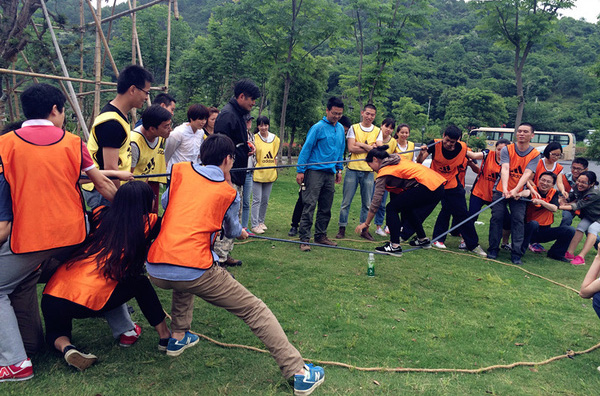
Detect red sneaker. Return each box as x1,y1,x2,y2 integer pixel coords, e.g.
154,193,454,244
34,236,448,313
0,358,33,382
119,323,141,347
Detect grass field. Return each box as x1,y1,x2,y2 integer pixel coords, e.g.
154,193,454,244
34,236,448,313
5,168,600,396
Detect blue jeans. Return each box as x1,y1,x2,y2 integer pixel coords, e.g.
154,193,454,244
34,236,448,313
374,190,388,226
338,169,374,226
241,171,253,229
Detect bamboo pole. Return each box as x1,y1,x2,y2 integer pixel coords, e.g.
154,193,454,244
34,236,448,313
84,0,119,77
131,0,136,64
0,68,118,86
101,0,118,73
93,0,102,118
84,0,166,28
173,0,179,19
164,0,172,90
40,0,90,139
11,62,20,120
79,0,84,96
76,89,117,97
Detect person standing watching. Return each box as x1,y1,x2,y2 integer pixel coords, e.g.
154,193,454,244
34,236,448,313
297,97,346,251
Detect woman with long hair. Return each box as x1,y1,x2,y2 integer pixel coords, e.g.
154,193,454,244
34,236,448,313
41,181,170,371
355,146,446,256
560,171,600,265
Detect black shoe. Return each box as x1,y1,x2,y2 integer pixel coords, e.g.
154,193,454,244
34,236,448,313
375,242,403,257
547,254,570,263
288,226,298,237
336,226,346,239
487,251,498,260
511,257,523,265
409,237,431,248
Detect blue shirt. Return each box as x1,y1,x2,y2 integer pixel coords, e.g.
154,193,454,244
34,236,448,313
296,116,346,174
147,164,242,281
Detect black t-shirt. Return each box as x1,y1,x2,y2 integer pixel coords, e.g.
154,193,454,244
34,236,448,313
94,103,128,170
427,139,462,161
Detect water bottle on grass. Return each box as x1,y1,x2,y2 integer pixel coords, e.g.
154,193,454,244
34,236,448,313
367,253,375,277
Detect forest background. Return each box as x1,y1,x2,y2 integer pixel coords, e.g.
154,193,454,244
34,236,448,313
2,0,600,157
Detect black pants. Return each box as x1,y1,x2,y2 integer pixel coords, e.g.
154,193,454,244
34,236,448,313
42,275,165,347
291,190,303,228
388,185,444,244
432,186,480,250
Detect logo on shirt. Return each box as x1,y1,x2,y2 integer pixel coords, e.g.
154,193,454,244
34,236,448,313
262,151,275,164
438,165,452,174
509,166,524,179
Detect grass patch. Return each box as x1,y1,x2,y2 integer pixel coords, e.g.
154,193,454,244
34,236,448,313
8,168,600,395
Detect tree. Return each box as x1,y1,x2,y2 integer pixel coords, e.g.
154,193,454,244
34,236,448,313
391,96,427,131
443,87,508,130
342,0,430,108
220,0,345,152
475,0,574,130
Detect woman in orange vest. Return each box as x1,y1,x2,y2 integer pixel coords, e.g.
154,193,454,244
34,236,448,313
41,182,171,372
355,146,446,256
527,142,567,199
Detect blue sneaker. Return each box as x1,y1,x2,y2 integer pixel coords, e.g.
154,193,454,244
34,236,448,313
294,363,324,395
166,331,199,357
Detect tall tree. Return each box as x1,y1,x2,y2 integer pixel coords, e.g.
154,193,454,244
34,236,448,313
342,0,430,109
220,0,345,148
475,0,574,130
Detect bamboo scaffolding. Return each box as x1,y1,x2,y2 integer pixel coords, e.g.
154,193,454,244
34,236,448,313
131,0,136,64
101,0,119,74
173,0,179,19
76,89,117,97
84,0,166,28
40,0,90,139
93,0,102,117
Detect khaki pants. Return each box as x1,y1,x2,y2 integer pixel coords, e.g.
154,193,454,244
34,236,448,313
150,265,304,378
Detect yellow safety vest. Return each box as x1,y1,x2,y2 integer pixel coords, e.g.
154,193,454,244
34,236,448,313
253,133,280,183
130,129,167,183
348,124,381,172
82,111,131,191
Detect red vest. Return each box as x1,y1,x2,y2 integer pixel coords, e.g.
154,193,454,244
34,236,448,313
0,127,86,254
431,139,468,189
147,163,237,269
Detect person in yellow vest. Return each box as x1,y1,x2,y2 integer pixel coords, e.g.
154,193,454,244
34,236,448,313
396,123,417,162
355,146,446,256
41,181,171,372
250,116,280,234
373,118,401,237
130,105,172,212
518,171,574,262
336,104,382,241
0,84,121,382
82,65,154,209
147,134,325,395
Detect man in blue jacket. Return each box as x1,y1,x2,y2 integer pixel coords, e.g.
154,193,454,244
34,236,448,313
296,97,346,251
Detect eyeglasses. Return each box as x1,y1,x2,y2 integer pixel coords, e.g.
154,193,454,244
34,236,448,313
136,86,150,96
576,180,589,185
549,152,562,158
571,166,585,171
329,111,343,117
229,154,236,161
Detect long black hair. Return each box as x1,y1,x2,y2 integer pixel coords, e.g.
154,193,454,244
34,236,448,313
365,145,391,163
67,181,156,282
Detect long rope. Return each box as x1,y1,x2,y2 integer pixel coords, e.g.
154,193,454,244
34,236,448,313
80,141,441,180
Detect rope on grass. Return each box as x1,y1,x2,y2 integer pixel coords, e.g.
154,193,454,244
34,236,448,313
185,327,600,374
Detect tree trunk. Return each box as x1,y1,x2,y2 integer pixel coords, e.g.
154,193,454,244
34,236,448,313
289,124,296,164
279,71,291,158
513,50,524,133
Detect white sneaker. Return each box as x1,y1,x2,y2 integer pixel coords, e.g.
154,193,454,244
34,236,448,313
471,245,487,257
259,223,267,230
384,226,390,234
375,228,387,237
251,226,265,234
432,241,447,249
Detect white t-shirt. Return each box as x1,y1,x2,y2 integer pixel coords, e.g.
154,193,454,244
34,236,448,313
164,122,204,172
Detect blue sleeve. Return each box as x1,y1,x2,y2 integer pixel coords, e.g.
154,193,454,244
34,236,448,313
297,124,319,174
223,192,242,238
336,125,345,171
0,174,13,221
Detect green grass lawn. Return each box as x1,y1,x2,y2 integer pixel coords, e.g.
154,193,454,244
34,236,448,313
6,168,600,395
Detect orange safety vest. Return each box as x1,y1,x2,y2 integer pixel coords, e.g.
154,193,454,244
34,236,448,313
377,159,446,193
0,127,86,254
496,144,540,193
532,159,563,185
431,139,468,189
471,151,502,202
526,188,557,226
147,163,237,269
43,213,158,310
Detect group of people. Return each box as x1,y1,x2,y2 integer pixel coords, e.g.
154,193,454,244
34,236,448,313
2,63,600,395
293,99,600,270
0,67,324,396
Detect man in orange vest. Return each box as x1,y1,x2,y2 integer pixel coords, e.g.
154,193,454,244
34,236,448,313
487,122,540,264
147,134,325,395
520,171,574,262
0,84,123,382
